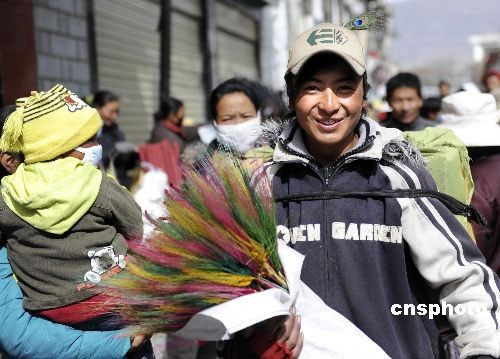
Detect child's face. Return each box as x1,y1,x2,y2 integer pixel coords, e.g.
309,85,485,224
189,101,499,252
0,151,22,177
66,135,99,161
292,61,364,163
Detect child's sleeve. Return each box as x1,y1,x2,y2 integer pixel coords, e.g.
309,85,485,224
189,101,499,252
382,161,500,359
0,246,131,359
106,176,144,241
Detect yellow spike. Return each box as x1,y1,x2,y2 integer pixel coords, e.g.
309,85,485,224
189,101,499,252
125,261,168,282
0,108,24,153
184,268,255,287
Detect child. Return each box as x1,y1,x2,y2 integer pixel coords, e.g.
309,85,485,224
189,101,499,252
0,85,152,357
0,105,145,359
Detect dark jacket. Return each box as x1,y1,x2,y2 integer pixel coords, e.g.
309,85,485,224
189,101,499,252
382,114,436,132
471,152,500,276
98,123,125,168
254,118,500,359
1,173,143,311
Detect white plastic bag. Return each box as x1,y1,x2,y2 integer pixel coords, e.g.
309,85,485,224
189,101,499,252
175,240,389,358
133,164,169,237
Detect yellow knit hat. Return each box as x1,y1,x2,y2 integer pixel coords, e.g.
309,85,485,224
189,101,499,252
0,84,102,164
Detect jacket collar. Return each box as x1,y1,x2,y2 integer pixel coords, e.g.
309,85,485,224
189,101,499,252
161,120,183,135
273,117,404,165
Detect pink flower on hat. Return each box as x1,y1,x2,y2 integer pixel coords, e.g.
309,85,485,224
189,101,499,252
64,94,87,112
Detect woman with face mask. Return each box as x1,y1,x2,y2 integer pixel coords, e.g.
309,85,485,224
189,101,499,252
208,78,264,156
185,78,265,169
176,78,267,359
150,96,186,149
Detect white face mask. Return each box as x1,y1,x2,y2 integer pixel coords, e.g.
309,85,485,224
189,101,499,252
213,113,262,154
76,145,103,166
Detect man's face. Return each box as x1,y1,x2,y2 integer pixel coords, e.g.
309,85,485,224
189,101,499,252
439,84,450,97
388,87,423,125
293,61,364,162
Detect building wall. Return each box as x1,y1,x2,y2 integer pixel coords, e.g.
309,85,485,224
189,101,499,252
0,0,38,105
260,0,289,91
93,0,161,144
32,0,91,97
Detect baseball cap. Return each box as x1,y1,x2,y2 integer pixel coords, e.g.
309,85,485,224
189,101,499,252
287,23,365,76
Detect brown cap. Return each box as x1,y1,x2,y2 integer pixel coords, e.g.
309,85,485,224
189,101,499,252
287,23,365,76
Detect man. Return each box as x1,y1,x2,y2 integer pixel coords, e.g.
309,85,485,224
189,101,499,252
251,22,499,359
382,72,435,131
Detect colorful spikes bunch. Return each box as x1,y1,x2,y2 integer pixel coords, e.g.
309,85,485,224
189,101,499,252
105,152,287,334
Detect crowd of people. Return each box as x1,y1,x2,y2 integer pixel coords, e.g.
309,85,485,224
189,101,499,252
0,20,499,359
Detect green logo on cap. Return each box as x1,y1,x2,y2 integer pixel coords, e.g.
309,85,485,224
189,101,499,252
307,29,349,46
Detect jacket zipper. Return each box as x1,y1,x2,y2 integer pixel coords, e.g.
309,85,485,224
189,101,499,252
321,168,329,283
277,132,376,293
326,135,376,182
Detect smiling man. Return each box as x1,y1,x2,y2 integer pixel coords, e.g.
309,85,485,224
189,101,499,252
251,22,500,359
383,72,435,131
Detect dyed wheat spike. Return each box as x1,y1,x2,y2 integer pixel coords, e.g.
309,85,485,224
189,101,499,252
103,152,287,334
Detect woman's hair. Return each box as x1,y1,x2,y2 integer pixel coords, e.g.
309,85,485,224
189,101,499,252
154,96,184,122
91,90,119,108
284,53,370,105
209,78,261,119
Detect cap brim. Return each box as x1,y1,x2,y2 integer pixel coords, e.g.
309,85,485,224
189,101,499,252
289,49,365,77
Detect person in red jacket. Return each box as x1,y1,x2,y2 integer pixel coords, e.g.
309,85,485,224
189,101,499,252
437,91,500,276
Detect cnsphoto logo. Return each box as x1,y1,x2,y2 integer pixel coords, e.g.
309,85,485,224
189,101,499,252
391,301,488,320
